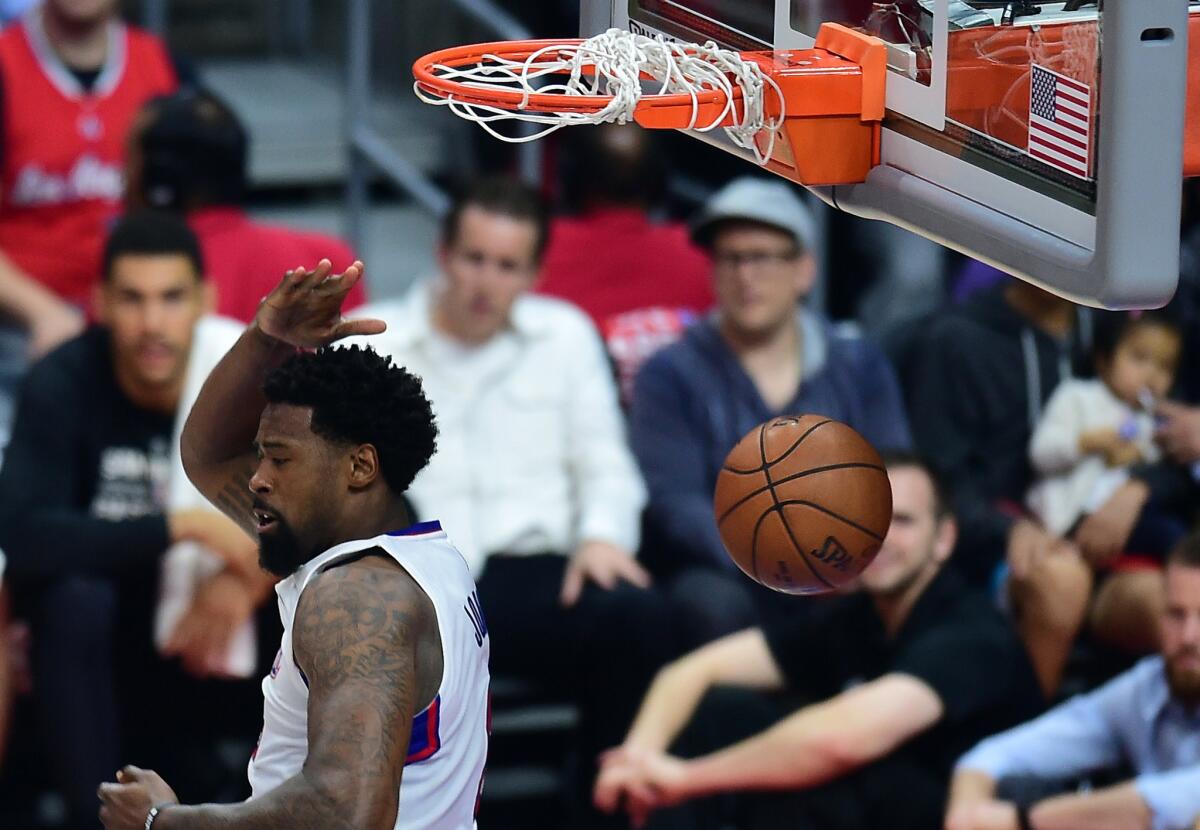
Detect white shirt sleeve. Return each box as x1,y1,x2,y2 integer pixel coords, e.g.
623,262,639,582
1136,764,1200,830
956,670,1134,781
1029,380,1088,476
562,315,646,554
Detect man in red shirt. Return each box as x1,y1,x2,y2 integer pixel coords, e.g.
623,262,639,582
538,125,712,403
0,0,181,357
127,89,364,322
538,124,712,326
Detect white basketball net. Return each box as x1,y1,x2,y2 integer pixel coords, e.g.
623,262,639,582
413,28,786,165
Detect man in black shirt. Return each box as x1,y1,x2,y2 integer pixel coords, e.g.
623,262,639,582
594,452,1044,830
0,211,264,829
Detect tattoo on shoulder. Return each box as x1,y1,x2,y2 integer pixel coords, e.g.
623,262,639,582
295,562,425,680
293,561,428,773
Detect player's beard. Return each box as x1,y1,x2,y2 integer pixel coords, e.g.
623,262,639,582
258,516,307,578
1165,646,1200,708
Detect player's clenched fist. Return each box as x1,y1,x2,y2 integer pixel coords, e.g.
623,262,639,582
98,766,178,830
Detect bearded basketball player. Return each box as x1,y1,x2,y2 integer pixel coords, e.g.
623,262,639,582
98,260,491,829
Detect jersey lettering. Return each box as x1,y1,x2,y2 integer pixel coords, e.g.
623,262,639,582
464,589,489,647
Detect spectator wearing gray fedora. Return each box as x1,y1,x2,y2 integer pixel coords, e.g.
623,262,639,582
629,177,912,643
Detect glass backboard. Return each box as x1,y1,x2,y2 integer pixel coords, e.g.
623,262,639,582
580,0,1193,308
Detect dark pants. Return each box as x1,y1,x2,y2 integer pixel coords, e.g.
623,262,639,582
24,568,274,830
647,688,947,830
477,553,680,830
30,577,120,829
1123,507,1190,561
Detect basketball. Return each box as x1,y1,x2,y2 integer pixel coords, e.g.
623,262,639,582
713,415,893,595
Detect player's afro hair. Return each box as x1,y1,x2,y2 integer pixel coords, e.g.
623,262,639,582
263,345,438,494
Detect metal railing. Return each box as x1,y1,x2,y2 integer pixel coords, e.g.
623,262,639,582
143,0,310,50
142,0,540,253
345,0,541,253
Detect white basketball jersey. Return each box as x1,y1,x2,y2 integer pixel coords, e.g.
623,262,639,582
248,521,491,829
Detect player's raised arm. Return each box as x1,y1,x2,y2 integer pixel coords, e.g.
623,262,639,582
180,260,383,535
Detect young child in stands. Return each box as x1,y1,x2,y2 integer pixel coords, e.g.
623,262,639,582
1027,310,1186,557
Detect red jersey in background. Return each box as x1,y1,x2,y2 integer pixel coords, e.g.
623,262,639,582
536,207,713,328
0,15,177,305
189,207,364,323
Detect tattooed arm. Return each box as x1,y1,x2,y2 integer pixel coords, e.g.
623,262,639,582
113,557,440,830
180,260,381,534
180,320,293,535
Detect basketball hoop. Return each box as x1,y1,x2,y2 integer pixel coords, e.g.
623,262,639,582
413,30,786,164
413,24,890,186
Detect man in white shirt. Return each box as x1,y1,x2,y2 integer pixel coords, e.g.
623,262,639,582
356,177,674,828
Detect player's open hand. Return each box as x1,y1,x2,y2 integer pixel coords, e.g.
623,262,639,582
561,541,651,606
255,260,385,350
98,766,178,830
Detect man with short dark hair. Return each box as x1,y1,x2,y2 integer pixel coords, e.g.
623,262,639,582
630,176,912,643
0,211,266,829
97,258,491,829
357,176,670,828
946,533,1200,830
127,89,364,322
595,453,1041,830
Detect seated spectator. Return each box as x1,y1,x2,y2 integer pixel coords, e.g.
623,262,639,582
946,532,1200,830
0,0,188,452
537,124,712,325
0,0,187,351
353,177,674,829
537,125,712,400
629,176,911,644
1048,187,1200,648
126,89,364,322
1029,311,1182,545
595,453,1042,830
909,278,1098,697
1102,185,1200,530
0,213,268,829
1028,311,1190,654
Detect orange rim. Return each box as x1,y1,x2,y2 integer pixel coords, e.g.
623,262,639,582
412,38,745,116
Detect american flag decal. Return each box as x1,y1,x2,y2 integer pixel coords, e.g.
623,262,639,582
1028,64,1093,180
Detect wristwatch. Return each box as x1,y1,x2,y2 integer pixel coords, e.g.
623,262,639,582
145,804,171,830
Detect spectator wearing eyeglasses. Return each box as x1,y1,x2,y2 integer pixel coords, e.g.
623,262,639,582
628,177,912,645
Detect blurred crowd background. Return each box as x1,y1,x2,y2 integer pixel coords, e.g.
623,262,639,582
0,1,1198,829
